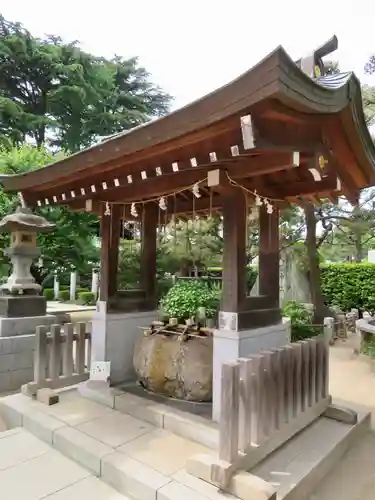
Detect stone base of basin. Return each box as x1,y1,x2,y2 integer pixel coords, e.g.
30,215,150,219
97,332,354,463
133,333,213,402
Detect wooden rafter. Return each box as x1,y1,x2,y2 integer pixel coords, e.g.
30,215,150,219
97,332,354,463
31,152,303,207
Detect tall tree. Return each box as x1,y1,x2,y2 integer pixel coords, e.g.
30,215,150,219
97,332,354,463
0,15,171,152
0,145,99,283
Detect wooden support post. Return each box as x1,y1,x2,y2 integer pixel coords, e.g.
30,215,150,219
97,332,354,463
308,338,317,406
62,323,74,377
221,188,247,313
49,325,62,382
250,354,263,445
258,204,280,305
219,361,240,464
140,203,157,307
34,325,47,387
238,358,253,453
284,345,294,423
75,322,86,375
292,343,302,417
299,340,310,412
99,204,122,302
316,336,325,401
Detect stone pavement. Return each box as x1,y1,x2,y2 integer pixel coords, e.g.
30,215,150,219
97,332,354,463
1,336,375,499
0,388,229,500
47,301,96,314
0,427,129,499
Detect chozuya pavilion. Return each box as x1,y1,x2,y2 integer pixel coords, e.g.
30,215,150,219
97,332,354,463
1,36,375,419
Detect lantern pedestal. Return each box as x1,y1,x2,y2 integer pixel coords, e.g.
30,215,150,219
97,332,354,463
0,207,56,338
0,313,56,337
0,296,47,318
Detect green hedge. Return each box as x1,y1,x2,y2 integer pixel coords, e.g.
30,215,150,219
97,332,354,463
59,290,70,302
321,263,375,313
77,291,96,305
43,288,54,300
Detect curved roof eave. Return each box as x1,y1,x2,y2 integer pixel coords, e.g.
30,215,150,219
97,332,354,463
316,71,375,186
1,45,374,192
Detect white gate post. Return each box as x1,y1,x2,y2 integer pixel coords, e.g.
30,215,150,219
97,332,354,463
53,273,60,300
70,271,77,301
91,269,99,297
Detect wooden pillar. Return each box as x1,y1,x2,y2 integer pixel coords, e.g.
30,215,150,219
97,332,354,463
221,188,247,313
99,204,122,302
258,204,280,306
140,203,157,307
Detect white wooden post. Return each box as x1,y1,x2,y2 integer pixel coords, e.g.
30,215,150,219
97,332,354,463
238,358,252,453
75,322,86,374
70,270,77,301
34,325,47,386
91,269,99,297
324,316,335,346
218,361,240,463
49,325,62,382
323,318,333,398
62,323,74,377
53,273,60,300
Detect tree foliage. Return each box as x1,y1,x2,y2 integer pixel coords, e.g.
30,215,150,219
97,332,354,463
0,144,99,284
0,15,171,152
158,217,223,275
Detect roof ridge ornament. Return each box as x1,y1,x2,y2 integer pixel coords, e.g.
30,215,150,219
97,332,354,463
298,35,338,78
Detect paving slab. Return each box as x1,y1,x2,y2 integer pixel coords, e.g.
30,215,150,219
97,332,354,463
76,411,153,448
0,427,130,499
117,428,214,476
0,437,90,500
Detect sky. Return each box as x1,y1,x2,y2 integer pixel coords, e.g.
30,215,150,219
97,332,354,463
2,0,375,110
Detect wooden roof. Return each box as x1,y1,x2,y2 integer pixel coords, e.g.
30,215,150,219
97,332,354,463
1,41,375,213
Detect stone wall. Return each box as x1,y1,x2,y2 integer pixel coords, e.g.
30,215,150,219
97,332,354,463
0,334,34,393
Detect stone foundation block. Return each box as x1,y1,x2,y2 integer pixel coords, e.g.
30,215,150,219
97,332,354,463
37,388,59,406
0,314,56,337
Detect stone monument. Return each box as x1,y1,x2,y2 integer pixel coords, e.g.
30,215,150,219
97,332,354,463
0,206,56,336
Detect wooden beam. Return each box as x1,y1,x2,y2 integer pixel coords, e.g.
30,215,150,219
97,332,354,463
242,175,338,199
252,100,325,126
40,152,302,206
324,119,366,204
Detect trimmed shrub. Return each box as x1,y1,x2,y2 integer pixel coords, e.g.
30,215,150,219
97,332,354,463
43,288,54,300
58,290,70,302
77,291,96,305
160,279,221,321
321,263,375,313
76,287,89,295
282,301,320,341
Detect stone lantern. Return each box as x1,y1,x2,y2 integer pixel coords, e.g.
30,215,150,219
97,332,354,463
0,207,55,323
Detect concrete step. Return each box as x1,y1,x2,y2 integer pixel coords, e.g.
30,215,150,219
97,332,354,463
0,389,370,500
0,391,232,500
0,426,129,499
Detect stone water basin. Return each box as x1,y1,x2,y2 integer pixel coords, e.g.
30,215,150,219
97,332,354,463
133,332,212,402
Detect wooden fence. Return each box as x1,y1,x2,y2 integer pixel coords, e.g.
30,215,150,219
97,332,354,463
24,322,91,395
213,329,331,488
